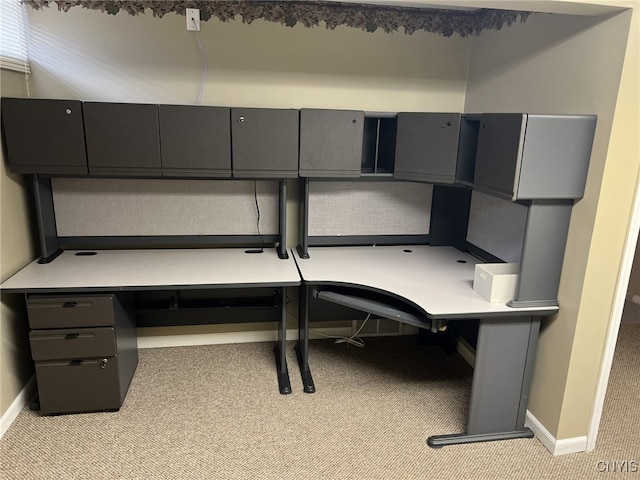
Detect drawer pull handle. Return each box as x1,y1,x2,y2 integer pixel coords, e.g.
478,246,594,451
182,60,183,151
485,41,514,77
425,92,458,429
65,333,79,340
70,360,83,366
62,302,77,308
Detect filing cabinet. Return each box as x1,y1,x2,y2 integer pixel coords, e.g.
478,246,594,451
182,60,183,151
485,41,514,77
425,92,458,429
27,293,138,415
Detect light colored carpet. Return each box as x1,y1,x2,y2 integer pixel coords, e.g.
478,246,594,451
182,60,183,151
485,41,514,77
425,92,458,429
1,324,639,480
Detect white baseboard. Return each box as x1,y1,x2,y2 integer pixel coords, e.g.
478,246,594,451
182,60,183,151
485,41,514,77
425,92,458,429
0,375,36,440
525,410,588,455
137,327,353,349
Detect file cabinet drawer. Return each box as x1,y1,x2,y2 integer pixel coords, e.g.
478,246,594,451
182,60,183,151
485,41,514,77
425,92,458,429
29,327,116,361
35,358,123,415
27,295,114,329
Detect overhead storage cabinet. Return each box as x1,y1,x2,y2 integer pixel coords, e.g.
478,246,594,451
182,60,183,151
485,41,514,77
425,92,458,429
299,108,364,177
159,104,232,178
394,113,461,184
1,97,88,175
473,113,597,200
231,108,299,178
83,102,162,177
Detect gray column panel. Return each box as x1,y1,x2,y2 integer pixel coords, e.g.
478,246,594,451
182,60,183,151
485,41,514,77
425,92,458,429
511,201,573,306
467,317,537,434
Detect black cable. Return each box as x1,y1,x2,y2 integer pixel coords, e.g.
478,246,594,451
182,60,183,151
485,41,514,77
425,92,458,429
254,181,264,252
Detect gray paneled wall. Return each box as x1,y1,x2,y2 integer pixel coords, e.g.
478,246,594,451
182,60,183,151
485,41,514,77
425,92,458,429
466,191,528,263
52,178,278,236
308,181,432,236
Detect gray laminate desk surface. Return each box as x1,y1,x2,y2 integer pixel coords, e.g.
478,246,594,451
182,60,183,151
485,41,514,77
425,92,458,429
1,248,301,292
292,245,558,319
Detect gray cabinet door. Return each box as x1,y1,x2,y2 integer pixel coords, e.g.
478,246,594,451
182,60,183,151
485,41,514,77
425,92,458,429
231,108,299,178
83,102,162,176
394,113,461,183
473,113,527,198
299,109,364,177
1,98,87,175
159,105,231,177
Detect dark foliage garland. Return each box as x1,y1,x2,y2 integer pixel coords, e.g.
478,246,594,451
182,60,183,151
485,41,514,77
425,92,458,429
24,1,532,37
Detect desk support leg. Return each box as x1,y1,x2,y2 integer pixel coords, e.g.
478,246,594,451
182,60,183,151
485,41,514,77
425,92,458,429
295,284,316,393
274,286,292,395
428,316,540,447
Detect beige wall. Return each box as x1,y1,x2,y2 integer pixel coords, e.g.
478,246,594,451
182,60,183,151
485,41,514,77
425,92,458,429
0,70,37,417
25,7,470,111
465,4,639,440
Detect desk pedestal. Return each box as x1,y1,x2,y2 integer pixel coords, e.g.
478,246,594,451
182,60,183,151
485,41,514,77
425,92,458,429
428,316,540,447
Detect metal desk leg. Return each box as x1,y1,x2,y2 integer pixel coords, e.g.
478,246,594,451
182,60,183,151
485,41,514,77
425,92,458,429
274,286,292,395
428,316,540,447
294,284,316,393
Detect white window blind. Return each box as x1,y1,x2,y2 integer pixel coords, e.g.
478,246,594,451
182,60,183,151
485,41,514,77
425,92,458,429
0,0,30,73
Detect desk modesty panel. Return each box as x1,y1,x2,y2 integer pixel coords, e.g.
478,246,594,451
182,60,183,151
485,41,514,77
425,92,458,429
292,245,558,319
1,248,301,293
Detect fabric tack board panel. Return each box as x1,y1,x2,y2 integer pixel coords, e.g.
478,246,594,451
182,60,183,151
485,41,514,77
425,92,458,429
466,191,528,263
52,178,278,237
308,181,432,236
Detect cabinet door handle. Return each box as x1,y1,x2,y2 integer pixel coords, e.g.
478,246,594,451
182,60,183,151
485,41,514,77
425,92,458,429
238,116,245,123
100,358,108,369
65,108,72,115
62,301,77,308
443,121,452,127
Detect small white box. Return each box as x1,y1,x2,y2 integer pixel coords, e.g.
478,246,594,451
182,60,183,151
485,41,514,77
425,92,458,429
473,263,519,303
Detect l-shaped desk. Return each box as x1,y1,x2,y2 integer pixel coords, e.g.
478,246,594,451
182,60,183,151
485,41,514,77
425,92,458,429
291,245,558,447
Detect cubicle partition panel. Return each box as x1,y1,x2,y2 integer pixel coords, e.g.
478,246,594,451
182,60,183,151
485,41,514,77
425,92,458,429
466,190,528,263
34,176,289,260
297,178,433,256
